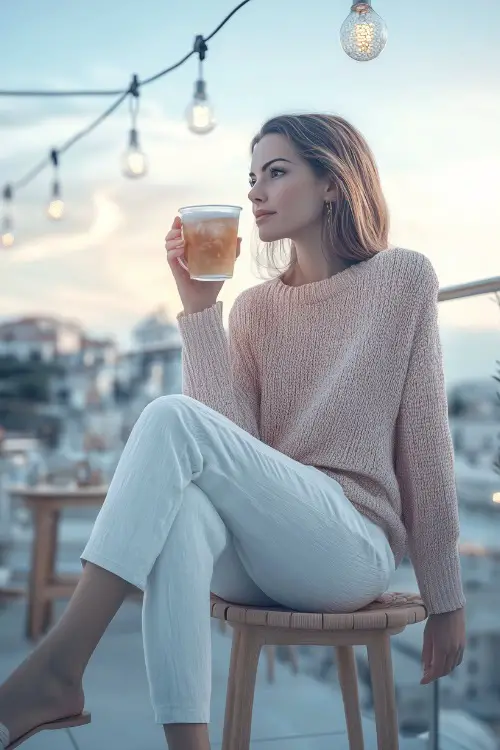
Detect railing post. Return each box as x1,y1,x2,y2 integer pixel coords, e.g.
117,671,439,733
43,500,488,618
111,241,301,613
428,679,440,750
0,455,13,587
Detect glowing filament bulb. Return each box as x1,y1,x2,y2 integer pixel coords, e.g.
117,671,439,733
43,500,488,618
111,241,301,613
340,2,388,61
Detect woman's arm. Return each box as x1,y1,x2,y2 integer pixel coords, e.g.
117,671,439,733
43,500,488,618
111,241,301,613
176,292,260,438
395,258,465,615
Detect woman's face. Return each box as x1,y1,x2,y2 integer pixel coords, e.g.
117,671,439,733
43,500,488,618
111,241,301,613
248,133,331,242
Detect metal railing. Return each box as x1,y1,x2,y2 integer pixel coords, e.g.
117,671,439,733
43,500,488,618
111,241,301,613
438,276,500,302
429,275,500,750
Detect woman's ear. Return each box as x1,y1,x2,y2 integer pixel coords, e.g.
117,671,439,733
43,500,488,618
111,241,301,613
324,181,338,204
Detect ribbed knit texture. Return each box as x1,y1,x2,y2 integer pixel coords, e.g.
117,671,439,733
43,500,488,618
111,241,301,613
177,247,465,615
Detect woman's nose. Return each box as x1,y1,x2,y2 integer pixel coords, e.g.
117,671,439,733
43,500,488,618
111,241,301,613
248,183,264,203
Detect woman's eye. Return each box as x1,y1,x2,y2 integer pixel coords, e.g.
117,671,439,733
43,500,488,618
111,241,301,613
249,168,284,187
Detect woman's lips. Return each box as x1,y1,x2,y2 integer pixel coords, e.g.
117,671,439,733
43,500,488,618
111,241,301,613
255,212,275,224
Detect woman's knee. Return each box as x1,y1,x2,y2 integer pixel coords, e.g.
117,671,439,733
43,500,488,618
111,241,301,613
142,393,188,417
136,395,192,436
141,394,207,430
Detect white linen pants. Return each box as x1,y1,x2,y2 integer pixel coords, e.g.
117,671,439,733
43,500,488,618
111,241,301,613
80,394,395,724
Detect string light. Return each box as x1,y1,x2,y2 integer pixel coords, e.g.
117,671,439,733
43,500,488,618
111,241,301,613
0,0,391,249
47,149,64,220
340,1,388,62
186,36,216,135
122,75,148,179
1,186,14,248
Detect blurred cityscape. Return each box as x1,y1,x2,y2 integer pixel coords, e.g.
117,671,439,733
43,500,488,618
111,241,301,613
0,298,499,749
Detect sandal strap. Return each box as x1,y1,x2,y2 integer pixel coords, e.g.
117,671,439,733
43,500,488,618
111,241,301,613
0,722,10,749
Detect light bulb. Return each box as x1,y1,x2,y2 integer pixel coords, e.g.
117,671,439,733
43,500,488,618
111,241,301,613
47,179,64,221
186,80,216,135
122,129,148,179
1,230,14,248
48,198,64,221
340,2,388,61
1,216,14,248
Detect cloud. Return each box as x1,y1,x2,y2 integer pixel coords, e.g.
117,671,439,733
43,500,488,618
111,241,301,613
5,190,123,264
1,82,499,361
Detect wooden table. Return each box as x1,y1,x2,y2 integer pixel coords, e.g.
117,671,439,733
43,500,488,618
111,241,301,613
9,484,108,641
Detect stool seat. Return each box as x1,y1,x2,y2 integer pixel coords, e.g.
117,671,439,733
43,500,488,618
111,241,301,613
210,591,427,750
211,591,426,631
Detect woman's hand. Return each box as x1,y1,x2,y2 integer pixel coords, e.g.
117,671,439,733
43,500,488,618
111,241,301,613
420,608,466,684
165,216,241,315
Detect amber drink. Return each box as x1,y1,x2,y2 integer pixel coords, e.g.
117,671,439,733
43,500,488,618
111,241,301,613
178,204,242,281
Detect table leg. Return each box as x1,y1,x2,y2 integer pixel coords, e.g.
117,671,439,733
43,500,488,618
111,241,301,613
43,508,60,634
26,506,60,641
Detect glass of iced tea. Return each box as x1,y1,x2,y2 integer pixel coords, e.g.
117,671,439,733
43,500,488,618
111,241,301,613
177,204,242,281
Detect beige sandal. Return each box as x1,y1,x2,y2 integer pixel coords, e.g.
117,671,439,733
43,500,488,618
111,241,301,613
0,711,91,749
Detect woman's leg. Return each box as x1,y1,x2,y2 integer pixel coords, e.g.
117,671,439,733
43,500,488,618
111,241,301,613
0,395,275,749
144,483,275,749
0,393,394,748
0,563,137,746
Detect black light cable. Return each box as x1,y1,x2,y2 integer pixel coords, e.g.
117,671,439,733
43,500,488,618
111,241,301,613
186,36,215,135
47,149,64,220
122,74,148,179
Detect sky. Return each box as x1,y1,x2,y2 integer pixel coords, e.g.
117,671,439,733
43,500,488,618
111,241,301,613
1,0,499,384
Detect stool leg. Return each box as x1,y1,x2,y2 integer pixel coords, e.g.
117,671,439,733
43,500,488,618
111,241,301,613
336,646,364,750
222,626,263,750
367,634,399,750
266,646,275,683
222,627,243,750
287,645,299,674
219,618,227,634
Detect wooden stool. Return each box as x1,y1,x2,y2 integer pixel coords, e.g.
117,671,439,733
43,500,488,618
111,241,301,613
211,592,427,750
217,618,299,683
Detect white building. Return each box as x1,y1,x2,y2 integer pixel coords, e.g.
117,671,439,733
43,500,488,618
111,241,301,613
0,315,82,362
132,306,182,353
0,315,117,370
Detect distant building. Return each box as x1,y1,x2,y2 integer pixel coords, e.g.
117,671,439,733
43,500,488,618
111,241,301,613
0,315,117,369
0,315,81,363
122,306,183,399
132,306,182,353
448,379,500,420
80,335,117,368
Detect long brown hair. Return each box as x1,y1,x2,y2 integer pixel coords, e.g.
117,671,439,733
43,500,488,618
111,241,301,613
250,113,390,279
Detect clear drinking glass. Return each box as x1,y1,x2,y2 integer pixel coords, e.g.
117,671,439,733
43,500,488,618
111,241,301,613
177,204,242,281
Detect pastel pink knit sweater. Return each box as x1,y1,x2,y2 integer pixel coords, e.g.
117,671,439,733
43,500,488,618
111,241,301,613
176,247,465,615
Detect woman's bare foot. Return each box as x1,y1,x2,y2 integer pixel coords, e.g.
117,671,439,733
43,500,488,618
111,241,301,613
0,652,84,746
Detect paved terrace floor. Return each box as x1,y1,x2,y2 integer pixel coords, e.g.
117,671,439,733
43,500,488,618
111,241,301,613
0,595,425,750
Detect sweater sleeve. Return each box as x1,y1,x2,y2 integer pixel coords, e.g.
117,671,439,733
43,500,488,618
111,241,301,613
395,258,466,615
175,295,260,439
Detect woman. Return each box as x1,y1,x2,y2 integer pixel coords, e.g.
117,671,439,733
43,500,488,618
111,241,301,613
0,113,466,750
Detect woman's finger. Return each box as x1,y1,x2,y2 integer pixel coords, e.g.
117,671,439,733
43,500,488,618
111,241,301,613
442,649,460,678
451,646,465,672
165,238,184,252
166,248,185,262
165,231,182,245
